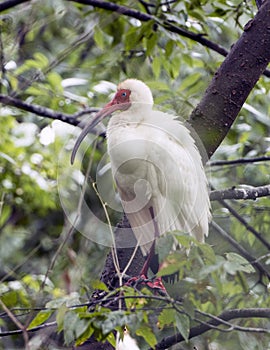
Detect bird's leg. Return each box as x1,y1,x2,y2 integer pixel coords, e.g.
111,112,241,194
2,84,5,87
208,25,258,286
126,207,167,295
141,207,166,293
139,206,159,277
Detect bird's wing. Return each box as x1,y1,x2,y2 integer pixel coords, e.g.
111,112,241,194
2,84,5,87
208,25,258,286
143,110,210,242
110,110,210,255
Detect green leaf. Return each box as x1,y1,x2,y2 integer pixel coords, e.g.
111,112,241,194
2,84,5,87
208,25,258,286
165,40,174,57
101,310,126,334
75,322,94,346
174,233,195,248
156,233,174,262
91,280,109,292
152,56,161,79
175,312,190,342
124,26,140,51
106,331,116,347
27,309,53,330
63,311,80,345
158,308,176,329
146,33,158,56
170,56,181,79
224,253,255,274
47,72,63,93
178,72,202,91
198,242,216,263
56,304,69,332
136,325,157,348
157,261,180,277
94,27,105,50
33,52,49,69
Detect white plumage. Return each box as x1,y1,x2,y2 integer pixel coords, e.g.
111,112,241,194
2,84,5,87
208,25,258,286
106,79,210,255
71,78,210,269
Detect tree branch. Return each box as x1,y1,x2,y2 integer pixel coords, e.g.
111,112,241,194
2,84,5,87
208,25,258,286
210,184,270,201
0,94,98,125
189,0,270,157
0,0,30,12
154,308,270,349
210,156,270,166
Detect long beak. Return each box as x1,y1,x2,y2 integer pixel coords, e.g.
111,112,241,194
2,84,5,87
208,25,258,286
70,102,131,164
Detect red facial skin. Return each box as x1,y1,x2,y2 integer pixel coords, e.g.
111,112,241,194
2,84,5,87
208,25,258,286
107,89,131,106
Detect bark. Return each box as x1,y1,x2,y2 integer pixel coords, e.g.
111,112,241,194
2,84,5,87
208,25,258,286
189,0,270,157
0,0,30,12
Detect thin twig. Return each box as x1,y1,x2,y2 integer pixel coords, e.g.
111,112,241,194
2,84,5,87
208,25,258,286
0,244,41,283
0,298,30,349
211,221,270,279
0,93,98,125
92,181,120,275
210,156,270,166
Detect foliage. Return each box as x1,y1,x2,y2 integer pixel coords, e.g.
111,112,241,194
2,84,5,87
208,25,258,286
0,0,269,349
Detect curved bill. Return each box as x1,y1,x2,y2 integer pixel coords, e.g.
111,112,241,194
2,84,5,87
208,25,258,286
71,102,131,165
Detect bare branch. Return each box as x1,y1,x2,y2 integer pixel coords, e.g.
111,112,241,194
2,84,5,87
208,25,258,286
210,156,270,166
0,298,29,349
0,93,98,125
210,184,270,201
0,321,56,337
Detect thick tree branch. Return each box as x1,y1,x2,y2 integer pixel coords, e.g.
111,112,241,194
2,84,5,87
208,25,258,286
0,0,30,12
210,184,270,201
154,308,270,349
189,0,270,157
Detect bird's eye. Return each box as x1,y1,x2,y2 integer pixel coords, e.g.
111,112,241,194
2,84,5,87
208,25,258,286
121,92,127,97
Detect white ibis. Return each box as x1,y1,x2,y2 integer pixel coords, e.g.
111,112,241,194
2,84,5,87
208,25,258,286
71,79,210,291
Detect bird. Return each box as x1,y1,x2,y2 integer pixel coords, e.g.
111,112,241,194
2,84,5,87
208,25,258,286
71,79,211,292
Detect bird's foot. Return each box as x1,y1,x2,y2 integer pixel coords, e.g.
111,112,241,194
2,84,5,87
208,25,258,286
125,275,167,296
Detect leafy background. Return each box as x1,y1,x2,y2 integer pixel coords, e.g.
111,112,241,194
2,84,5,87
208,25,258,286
0,0,269,349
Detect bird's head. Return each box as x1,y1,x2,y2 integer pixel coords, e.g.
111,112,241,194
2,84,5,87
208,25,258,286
71,79,153,164
115,79,153,106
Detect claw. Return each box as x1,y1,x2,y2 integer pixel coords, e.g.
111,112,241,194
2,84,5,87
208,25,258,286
125,275,167,295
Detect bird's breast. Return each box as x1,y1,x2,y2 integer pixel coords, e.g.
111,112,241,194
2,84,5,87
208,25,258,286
107,121,149,175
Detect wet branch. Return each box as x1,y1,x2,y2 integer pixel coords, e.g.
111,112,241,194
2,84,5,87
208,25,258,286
210,184,270,201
